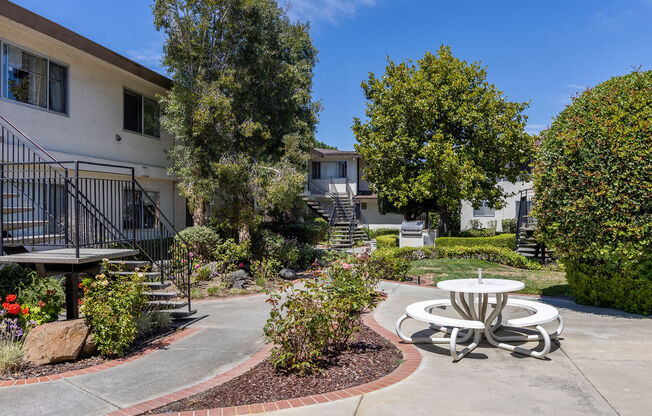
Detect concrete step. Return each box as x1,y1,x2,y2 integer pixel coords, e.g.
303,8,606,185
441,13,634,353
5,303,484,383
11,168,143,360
169,309,197,319
2,220,47,230
2,193,18,199
1,207,34,214
112,271,160,280
2,234,65,247
142,281,171,290
107,260,151,271
144,291,179,299
148,300,188,310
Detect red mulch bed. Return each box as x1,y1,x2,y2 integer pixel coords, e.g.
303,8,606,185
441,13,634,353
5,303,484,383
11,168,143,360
150,323,402,413
3,327,176,380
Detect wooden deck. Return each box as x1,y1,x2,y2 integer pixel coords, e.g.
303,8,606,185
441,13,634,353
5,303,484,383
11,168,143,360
0,248,139,264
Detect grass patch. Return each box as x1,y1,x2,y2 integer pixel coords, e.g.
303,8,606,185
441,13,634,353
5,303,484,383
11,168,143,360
410,258,570,297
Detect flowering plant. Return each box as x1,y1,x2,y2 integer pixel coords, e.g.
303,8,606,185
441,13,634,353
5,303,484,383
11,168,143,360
17,276,64,325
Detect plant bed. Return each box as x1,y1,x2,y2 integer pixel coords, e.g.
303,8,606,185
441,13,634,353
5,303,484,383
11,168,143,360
2,326,177,381
149,323,402,413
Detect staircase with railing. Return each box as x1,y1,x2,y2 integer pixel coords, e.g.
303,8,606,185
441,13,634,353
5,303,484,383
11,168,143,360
0,114,194,318
515,189,552,261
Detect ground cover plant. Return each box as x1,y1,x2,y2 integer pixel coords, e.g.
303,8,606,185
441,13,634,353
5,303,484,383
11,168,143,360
410,258,569,297
534,70,652,314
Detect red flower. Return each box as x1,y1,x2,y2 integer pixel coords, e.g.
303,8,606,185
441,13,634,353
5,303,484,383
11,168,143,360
78,283,83,288
2,302,9,309
6,303,21,315
5,294,16,302
78,299,83,305
38,300,46,308
46,290,52,295
22,307,29,315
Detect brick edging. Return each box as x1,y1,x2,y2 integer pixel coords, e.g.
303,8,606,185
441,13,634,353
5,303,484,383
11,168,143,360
0,328,200,388
109,312,422,416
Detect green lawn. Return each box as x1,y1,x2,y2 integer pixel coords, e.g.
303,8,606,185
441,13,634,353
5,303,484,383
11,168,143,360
409,258,570,297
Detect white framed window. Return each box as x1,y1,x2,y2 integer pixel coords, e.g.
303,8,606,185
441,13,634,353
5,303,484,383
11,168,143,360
473,201,495,217
337,161,347,178
1,41,69,114
123,89,160,137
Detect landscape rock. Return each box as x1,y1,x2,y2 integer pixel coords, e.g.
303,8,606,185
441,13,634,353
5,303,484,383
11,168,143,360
23,319,90,366
80,332,98,358
225,269,251,289
278,268,297,280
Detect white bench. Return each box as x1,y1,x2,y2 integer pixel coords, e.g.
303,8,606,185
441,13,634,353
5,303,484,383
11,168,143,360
486,297,564,358
396,299,484,361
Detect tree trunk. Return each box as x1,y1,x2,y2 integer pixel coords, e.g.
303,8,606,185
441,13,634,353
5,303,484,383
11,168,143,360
192,198,208,226
238,223,250,243
438,206,451,236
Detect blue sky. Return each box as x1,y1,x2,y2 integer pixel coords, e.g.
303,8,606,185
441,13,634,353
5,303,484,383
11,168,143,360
14,0,652,150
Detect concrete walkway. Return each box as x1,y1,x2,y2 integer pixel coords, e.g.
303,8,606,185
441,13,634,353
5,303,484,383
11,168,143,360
266,282,652,416
0,295,271,416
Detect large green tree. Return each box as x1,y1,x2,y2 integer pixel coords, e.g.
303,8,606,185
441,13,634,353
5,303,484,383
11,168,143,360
353,46,533,234
153,0,319,236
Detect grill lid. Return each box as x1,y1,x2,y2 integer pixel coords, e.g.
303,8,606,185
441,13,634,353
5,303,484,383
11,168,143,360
401,221,423,234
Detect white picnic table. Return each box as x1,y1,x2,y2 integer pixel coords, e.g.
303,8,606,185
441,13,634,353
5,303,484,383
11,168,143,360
396,277,563,360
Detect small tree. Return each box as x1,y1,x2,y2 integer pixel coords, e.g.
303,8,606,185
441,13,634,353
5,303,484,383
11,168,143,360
534,70,652,314
353,46,533,234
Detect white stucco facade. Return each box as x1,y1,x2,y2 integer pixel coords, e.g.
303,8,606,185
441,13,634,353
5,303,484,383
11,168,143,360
460,180,532,232
0,13,186,231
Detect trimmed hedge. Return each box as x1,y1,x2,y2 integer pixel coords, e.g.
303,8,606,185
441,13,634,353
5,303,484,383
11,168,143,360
368,228,399,239
436,234,515,250
368,249,410,281
378,245,541,270
565,258,652,315
376,234,399,248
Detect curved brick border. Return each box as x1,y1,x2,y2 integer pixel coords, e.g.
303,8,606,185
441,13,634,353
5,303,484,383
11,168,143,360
0,328,200,388
108,312,421,416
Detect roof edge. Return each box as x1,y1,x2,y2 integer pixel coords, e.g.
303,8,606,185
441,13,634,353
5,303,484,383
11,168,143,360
0,1,172,89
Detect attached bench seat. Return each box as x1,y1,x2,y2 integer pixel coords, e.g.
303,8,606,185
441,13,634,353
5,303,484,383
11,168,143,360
396,299,483,361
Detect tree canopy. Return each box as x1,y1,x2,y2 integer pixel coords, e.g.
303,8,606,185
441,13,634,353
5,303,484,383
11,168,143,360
153,0,319,235
353,45,533,233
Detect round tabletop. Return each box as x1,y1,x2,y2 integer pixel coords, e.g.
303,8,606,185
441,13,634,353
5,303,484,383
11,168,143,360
437,278,525,294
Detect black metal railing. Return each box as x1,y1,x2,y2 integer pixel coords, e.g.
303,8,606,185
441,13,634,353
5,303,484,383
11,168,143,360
515,189,535,250
0,115,192,311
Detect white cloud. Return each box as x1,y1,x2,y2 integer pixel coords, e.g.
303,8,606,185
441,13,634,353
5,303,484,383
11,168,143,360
125,45,164,74
283,0,377,25
564,84,587,90
525,124,547,135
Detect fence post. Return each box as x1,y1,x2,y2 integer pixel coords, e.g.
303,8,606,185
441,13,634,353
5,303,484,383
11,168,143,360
74,162,80,258
131,169,136,247
64,169,69,247
0,163,4,256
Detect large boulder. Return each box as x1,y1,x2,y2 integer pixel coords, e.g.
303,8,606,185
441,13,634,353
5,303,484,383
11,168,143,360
278,268,297,280
79,332,98,358
225,269,251,289
23,319,90,366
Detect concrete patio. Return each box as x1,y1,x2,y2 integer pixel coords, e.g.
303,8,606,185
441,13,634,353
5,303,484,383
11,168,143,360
1,282,650,416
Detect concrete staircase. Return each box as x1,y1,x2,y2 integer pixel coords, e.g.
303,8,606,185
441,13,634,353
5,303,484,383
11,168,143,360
107,260,195,319
301,195,331,221
301,194,366,248
516,227,553,259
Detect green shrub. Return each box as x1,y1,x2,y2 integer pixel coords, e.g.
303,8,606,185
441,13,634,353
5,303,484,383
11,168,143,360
18,276,64,325
368,228,399,239
212,238,250,273
0,264,31,299
263,218,329,245
80,261,147,357
565,258,652,315
251,229,315,269
264,257,379,374
368,249,410,281
135,311,171,337
251,258,282,286
501,218,517,234
376,234,398,248
436,234,515,250
176,226,221,260
437,246,541,270
535,70,652,312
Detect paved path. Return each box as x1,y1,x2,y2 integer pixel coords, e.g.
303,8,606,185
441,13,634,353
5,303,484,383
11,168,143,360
266,282,652,416
0,295,271,416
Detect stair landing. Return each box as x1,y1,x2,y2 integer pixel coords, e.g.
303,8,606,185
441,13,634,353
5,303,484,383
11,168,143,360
0,248,139,264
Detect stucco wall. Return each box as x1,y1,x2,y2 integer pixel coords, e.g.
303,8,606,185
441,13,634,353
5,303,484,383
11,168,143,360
359,200,404,229
460,180,532,232
0,16,186,228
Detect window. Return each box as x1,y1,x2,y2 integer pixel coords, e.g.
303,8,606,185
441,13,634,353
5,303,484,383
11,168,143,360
311,161,321,179
337,161,347,178
123,189,159,230
473,201,495,217
361,202,367,210
2,43,68,114
515,200,533,217
123,90,160,137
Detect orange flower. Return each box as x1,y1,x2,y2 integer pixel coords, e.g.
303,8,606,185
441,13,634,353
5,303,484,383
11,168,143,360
22,307,29,315
5,294,16,302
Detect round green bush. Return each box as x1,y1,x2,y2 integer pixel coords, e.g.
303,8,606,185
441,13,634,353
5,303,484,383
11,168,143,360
375,234,398,248
534,70,652,313
176,226,221,260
